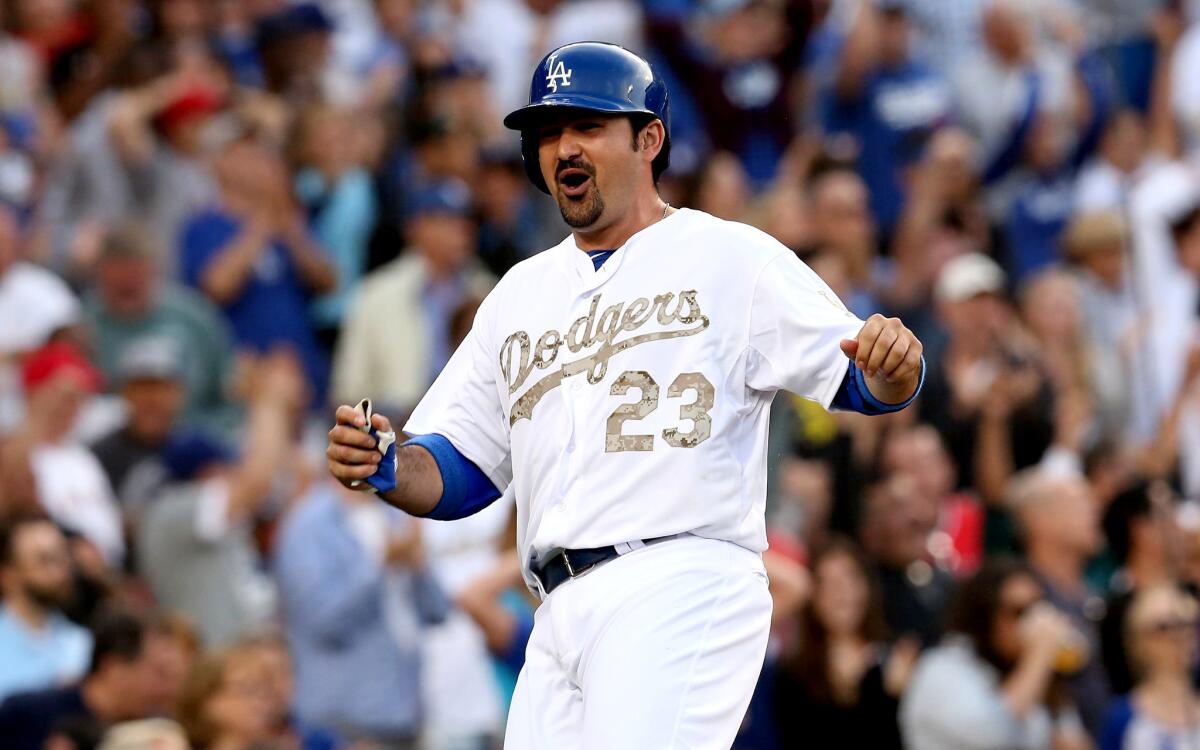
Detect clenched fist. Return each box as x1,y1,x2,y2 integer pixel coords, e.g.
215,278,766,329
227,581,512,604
839,314,923,404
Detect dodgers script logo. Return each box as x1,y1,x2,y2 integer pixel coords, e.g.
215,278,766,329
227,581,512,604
545,53,572,92
501,289,710,424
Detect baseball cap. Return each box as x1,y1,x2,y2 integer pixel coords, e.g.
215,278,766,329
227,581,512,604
160,431,234,481
255,3,334,50
153,86,224,135
407,180,472,220
21,341,103,393
935,252,1007,303
116,337,182,385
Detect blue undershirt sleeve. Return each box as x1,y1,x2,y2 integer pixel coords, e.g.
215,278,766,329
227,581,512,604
406,434,502,520
830,356,925,415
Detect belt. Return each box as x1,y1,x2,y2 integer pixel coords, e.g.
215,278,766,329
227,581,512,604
531,535,680,596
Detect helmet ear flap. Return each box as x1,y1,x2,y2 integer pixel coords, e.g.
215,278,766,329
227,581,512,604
520,132,550,195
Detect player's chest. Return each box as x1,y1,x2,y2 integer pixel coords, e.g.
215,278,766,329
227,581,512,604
491,274,740,429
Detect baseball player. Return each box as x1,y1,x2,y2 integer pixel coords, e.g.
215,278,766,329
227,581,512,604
326,42,924,749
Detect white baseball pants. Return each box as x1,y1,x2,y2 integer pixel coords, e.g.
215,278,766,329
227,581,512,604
504,535,772,750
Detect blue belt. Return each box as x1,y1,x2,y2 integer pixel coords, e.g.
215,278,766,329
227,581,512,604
531,535,680,595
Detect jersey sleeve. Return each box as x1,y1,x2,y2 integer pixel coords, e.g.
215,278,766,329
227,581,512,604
745,251,864,408
403,291,513,492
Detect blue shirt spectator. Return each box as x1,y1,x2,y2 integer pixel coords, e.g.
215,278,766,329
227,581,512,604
181,138,336,404
0,607,91,703
822,2,952,233
274,483,449,742
0,518,91,703
292,105,379,334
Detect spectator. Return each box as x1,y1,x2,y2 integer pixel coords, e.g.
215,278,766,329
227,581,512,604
1008,468,1111,739
773,536,913,750
180,137,336,403
859,475,955,647
1075,110,1162,213
880,423,985,577
254,3,338,105
0,608,187,750
419,498,515,750
1102,584,1200,750
1100,483,1184,695
0,204,80,432
901,558,1091,750
454,548,535,690
1063,211,1137,437
808,167,880,317
332,179,494,415
90,337,185,514
83,220,237,433
951,0,1080,182
291,104,379,347
474,148,548,278
274,480,449,747
689,151,752,222
457,0,643,118
98,54,228,274
0,517,92,702
1017,267,1088,394
1169,13,1200,153
920,253,1056,507
644,0,813,183
2,341,124,567
97,718,189,750
822,0,952,234
137,352,307,648
174,643,278,750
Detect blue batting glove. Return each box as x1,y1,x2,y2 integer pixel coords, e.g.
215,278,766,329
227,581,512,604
365,425,397,494
350,398,397,495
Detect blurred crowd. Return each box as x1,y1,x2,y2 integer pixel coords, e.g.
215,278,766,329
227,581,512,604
1,0,1200,748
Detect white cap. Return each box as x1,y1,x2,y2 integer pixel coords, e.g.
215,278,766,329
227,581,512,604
935,252,1006,303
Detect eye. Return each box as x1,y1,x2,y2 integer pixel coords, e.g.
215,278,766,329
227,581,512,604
577,122,602,132
539,127,562,140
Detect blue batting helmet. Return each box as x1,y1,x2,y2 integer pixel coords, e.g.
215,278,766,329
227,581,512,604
503,42,671,195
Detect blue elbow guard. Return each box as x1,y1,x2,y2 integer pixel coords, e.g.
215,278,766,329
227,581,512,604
407,434,502,520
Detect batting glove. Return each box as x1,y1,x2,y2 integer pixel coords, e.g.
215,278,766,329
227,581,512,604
349,398,397,495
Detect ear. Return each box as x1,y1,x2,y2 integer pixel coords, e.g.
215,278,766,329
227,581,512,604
637,120,665,163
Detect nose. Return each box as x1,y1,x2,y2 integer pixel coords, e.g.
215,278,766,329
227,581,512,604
556,128,584,162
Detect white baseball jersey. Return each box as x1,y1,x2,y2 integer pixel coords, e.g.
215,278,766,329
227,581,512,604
404,207,864,573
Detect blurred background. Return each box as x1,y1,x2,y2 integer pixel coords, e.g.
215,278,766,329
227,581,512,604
2,0,1200,748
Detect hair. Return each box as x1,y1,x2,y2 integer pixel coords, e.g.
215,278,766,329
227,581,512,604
629,113,666,186
1123,583,1198,682
87,607,170,677
1102,483,1152,566
175,650,228,749
99,220,160,264
947,557,1037,672
784,535,888,704
175,643,260,749
0,514,54,567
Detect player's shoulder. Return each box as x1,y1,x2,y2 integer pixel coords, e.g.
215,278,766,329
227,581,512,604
666,209,792,271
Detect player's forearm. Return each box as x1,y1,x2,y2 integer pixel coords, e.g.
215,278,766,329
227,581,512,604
378,444,443,516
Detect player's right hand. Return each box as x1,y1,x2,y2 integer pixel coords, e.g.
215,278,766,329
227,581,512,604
326,404,389,488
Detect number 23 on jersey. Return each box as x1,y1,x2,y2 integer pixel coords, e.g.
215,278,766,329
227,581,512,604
606,370,714,452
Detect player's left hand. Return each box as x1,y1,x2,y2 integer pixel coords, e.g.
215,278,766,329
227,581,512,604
840,313,922,391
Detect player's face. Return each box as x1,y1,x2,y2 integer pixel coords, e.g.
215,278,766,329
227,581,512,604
536,114,640,230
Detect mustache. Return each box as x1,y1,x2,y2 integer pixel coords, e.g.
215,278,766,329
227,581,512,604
556,159,596,181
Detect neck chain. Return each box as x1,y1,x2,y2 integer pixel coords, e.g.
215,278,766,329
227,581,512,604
661,203,671,221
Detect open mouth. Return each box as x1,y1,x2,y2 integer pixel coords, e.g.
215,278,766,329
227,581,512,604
557,168,592,198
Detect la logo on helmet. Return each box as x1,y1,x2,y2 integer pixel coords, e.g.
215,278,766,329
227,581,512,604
545,53,572,92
